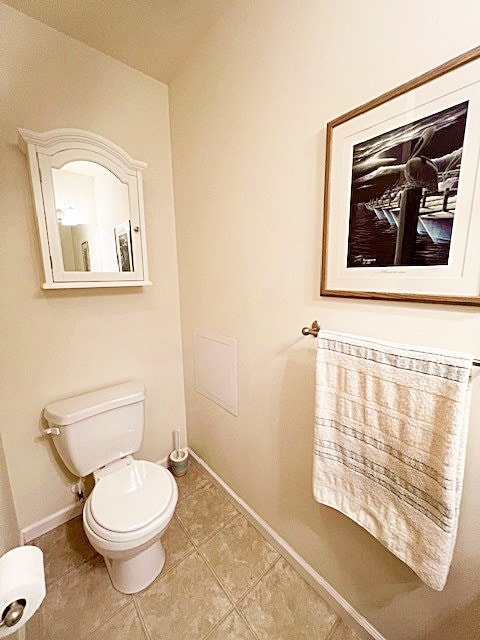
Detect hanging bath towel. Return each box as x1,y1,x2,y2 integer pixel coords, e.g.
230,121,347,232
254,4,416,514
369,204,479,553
313,330,473,590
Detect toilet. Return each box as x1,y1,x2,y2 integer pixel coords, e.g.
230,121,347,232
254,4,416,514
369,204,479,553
44,380,178,594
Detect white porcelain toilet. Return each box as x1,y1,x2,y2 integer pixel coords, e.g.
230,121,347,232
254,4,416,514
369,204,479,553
44,380,178,594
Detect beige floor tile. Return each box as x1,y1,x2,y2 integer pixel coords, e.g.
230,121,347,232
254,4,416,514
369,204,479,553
163,515,195,572
27,556,130,640
176,483,239,545
207,611,256,640
199,514,279,599
136,552,232,640
33,515,97,584
330,620,362,640
239,558,337,640
174,460,210,500
91,603,147,640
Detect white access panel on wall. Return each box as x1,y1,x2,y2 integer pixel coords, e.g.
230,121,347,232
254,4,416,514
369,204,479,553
194,329,238,416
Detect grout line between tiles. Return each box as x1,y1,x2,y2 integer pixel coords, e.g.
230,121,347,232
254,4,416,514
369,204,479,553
201,604,236,640
132,596,152,640
174,463,211,501
192,452,372,640
157,546,197,581
195,511,242,549
130,512,200,590
84,599,135,639
43,552,102,590
172,511,191,537
177,471,241,514
177,478,211,502
176,477,216,505
199,552,237,607
176,508,240,549
167,503,245,639
124,515,197,602
236,551,339,639
234,555,282,607
232,553,337,640
133,545,197,594
171,476,282,640
175,470,245,551
272,548,340,614
179,488,209,503
210,553,280,640
134,547,236,640
42,561,84,589
234,605,262,640
171,510,200,547
325,617,342,640
188,508,283,640
202,537,281,608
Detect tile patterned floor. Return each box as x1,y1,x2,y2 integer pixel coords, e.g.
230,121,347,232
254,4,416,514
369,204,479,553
27,460,362,640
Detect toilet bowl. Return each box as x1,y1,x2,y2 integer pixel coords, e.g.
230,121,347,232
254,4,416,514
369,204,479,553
43,380,179,594
83,457,178,594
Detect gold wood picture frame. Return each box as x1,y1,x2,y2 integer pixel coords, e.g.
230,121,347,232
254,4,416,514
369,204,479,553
321,46,480,306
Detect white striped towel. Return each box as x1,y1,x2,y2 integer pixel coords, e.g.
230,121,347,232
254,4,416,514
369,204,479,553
312,330,472,590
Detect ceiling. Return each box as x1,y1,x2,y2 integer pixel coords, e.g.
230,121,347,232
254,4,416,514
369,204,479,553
3,0,232,83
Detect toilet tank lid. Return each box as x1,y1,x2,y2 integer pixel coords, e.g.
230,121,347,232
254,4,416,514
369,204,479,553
44,381,145,426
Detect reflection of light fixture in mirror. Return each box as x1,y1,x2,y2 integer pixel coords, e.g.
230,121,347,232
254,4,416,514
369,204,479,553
57,201,78,226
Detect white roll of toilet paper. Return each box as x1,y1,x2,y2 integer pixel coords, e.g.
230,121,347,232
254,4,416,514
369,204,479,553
0,546,46,637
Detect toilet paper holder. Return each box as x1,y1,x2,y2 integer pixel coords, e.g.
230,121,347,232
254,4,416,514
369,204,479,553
0,600,25,629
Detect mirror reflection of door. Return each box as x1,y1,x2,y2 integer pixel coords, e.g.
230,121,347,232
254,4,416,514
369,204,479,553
51,160,133,272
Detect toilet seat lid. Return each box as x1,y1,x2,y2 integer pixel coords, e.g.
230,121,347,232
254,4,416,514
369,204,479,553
90,460,173,533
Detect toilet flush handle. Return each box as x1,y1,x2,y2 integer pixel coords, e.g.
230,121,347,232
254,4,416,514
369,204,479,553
43,427,61,436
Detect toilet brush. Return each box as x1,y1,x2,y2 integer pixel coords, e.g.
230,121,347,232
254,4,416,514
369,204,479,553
169,429,188,476
174,428,180,459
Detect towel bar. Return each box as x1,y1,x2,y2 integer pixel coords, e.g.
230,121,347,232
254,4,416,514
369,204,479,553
301,321,480,367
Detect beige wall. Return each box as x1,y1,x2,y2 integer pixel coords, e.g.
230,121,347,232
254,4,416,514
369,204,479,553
0,433,19,555
169,2,480,638
0,3,186,530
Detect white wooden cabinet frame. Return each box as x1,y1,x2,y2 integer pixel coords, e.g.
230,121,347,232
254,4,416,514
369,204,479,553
18,128,151,289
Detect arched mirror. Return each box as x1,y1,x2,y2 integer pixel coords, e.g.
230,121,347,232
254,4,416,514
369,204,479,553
18,128,151,289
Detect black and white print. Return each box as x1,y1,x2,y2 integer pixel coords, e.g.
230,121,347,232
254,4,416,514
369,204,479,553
347,101,468,268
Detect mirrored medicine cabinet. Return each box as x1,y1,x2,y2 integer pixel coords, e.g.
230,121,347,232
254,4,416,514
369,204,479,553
18,128,151,289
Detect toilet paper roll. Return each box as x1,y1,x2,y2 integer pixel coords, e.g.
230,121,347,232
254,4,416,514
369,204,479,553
0,546,46,637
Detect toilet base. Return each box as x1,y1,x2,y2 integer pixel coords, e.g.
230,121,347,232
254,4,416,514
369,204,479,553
104,538,166,594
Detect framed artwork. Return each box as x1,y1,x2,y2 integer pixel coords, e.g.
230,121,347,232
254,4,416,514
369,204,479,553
114,221,134,272
81,241,90,272
321,46,480,305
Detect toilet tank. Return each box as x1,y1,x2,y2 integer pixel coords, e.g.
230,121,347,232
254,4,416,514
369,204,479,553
44,381,145,477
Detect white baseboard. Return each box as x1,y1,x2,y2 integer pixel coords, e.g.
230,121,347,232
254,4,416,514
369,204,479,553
188,448,387,640
21,503,83,543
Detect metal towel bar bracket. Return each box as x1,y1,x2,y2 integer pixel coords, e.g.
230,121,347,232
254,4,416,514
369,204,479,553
301,320,320,337
301,321,480,368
